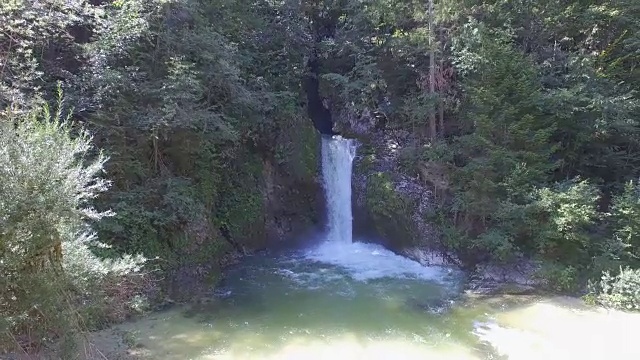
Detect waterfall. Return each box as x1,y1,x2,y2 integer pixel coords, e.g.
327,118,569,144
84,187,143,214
309,134,445,282
321,135,356,243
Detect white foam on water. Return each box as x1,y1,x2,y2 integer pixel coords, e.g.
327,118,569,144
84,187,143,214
275,267,345,289
317,135,448,282
304,241,447,282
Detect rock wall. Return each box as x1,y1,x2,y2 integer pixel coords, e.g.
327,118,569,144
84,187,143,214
262,155,325,249
339,109,443,260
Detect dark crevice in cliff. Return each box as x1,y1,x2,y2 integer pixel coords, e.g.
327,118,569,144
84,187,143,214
303,51,339,136
219,225,245,254
303,3,347,136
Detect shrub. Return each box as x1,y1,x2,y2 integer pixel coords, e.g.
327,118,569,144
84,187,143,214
0,94,145,353
534,262,579,293
609,180,640,265
590,267,640,311
535,179,600,266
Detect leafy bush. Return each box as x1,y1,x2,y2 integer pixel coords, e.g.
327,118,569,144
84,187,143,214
590,267,640,311
535,179,600,265
0,95,145,352
585,183,640,310
609,180,640,265
534,262,579,293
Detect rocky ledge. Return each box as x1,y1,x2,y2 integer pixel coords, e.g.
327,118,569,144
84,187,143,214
403,247,542,296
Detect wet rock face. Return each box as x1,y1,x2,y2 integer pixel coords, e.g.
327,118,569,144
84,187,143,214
342,107,379,136
466,262,541,296
349,126,441,254
261,154,325,249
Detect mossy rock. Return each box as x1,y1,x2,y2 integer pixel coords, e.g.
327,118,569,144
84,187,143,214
365,172,418,249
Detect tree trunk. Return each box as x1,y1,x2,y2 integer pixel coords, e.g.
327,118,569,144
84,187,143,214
428,0,436,141
438,29,445,136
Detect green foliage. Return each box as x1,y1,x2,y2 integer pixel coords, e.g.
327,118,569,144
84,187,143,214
535,262,579,293
429,26,558,265
590,267,640,311
97,177,208,261
314,0,434,122
0,0,93,109
535,180,601,266
0,97,145,351
0,0,319,275
609,180,640,265
366,172,416,247
275,113,320,181
40,0,322,269
216,150,266,247
0,91,108,270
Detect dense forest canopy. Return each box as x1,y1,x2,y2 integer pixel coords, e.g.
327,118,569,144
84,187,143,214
1,0,640,354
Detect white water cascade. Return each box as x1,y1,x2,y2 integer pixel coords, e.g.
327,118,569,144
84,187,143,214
305,135,446,282
321,135,357,243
